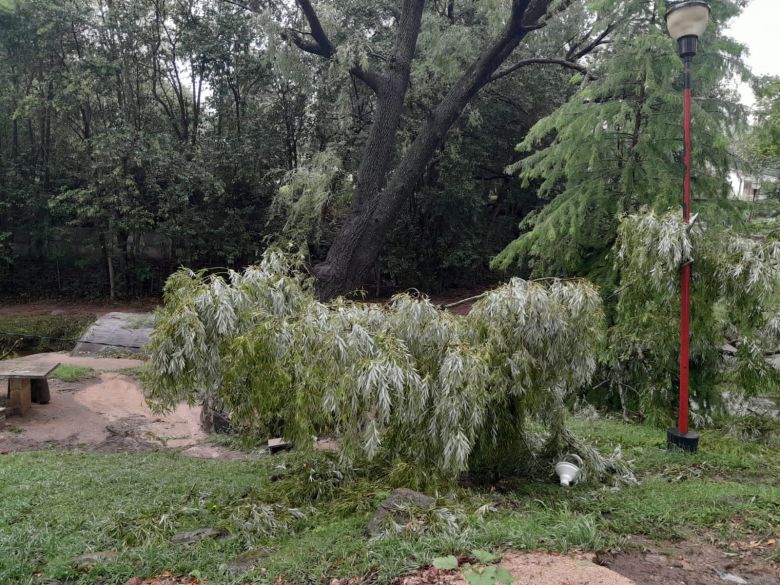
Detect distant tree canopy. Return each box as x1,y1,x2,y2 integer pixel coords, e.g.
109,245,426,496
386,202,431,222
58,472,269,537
0,0,753,300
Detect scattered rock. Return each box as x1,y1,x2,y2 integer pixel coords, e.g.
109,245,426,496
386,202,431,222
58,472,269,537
227,548,270,574
170,527,227,545
268,437,291,453
314,437,339,451
722,391,780,419
719,573,748,585
367,488,436,537
106,416,148,437
179,444,247,461
72,550,118,567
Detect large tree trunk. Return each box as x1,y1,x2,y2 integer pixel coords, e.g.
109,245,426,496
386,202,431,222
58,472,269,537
314,0,550,299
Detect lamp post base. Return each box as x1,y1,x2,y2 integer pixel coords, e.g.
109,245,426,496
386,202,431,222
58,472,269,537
667,428,699,452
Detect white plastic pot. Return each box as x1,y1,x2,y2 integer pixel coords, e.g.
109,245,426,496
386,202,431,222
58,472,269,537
555,454,584,487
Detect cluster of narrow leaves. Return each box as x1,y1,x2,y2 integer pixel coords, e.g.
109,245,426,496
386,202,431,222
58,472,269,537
606,209,780,424
433,550,513,585
145,250,605,478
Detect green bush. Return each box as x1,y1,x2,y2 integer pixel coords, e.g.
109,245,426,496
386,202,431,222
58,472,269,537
600,210,780,425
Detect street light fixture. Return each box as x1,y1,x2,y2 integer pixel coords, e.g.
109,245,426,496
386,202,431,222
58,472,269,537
665,0,710,453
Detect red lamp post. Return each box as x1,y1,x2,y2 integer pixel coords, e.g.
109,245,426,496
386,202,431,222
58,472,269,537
665,1,710,452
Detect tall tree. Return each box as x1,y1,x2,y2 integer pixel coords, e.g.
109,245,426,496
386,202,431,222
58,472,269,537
493,0,747,278
277,0,608,298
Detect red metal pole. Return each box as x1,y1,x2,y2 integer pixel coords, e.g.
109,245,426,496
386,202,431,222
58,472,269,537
678,56,693,434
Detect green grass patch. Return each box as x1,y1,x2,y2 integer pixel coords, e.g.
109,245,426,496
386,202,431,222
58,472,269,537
50,364,98,382
117,364,148,378
0,315,96,354
0,418,778,584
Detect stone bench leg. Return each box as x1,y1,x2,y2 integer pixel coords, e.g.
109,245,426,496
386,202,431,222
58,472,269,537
9,378,32,416
31,379,51,404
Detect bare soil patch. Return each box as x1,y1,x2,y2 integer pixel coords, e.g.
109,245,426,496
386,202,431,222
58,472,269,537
0,353,243,460
395,552,637,585
598,536,780,585
0,300,157,318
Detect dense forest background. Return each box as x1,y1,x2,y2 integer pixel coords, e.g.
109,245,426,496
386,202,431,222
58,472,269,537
0,0,772,300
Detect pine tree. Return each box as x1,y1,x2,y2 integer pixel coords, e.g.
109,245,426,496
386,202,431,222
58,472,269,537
493,0,747,279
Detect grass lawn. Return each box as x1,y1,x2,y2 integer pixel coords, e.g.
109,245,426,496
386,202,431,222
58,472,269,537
0,418,778,585
50,364,98,382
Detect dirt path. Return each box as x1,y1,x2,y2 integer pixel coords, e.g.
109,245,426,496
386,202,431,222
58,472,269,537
397,552,637,585
0,353,244,460
0,300,157,318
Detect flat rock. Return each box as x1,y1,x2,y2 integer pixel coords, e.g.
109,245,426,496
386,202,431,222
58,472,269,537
268,437,291,453
170,527,227,545
367,488,436,537
227,548,270,574
72,550,118,567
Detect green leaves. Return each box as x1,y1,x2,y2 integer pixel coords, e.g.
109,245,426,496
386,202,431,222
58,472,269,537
471,550,499,564
608,209,780,422
463,566,514,585
494,0,746,277
146,250,606,479
432,556,458,570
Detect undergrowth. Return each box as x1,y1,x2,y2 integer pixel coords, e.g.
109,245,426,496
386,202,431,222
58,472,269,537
0,416,778,585
0,315,96,354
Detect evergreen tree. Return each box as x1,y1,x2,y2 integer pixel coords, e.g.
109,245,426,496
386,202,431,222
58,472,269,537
493,0,747,279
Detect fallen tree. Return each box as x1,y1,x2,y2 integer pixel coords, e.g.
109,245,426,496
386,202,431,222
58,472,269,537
144,250,631,481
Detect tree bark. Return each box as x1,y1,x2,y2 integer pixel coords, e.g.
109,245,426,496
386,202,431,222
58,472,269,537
313,0,553,299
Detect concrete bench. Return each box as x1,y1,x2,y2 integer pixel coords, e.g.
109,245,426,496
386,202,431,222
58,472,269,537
0,362,59,416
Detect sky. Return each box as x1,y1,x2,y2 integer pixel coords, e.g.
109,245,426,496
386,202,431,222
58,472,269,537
726,0,780,108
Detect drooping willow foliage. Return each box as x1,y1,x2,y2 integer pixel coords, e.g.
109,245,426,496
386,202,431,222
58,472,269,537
145,251,608,479
605,210,780,425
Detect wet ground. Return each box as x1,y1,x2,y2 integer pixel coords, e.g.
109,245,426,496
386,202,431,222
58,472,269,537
0,352,244,460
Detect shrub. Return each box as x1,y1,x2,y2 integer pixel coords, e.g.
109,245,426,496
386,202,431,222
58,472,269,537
604,209,780,425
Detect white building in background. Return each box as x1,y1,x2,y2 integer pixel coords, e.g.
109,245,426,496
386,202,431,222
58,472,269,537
731,167,780,201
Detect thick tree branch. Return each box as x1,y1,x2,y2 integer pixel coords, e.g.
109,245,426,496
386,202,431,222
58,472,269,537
314,0,564,299
295,0,335,57
287,0,380,92
490,57,592,83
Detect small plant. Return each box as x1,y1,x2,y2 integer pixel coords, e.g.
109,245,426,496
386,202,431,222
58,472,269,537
433,550,514,585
